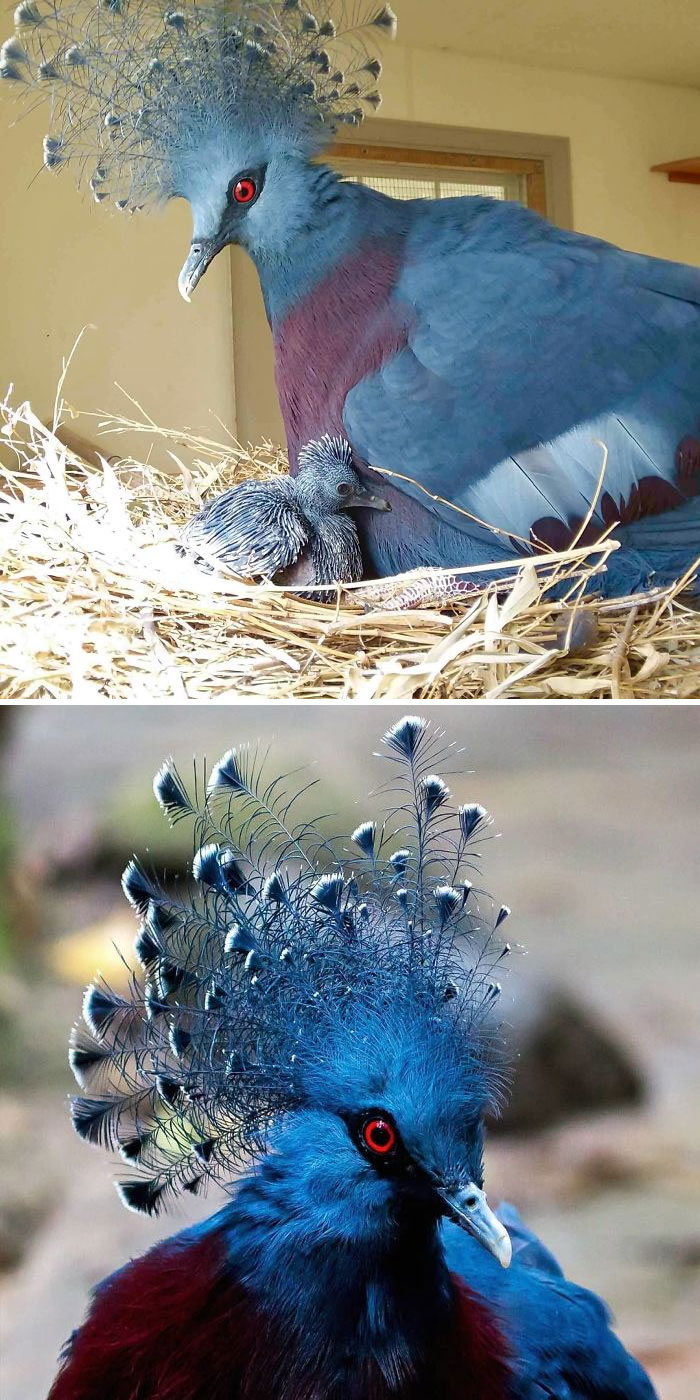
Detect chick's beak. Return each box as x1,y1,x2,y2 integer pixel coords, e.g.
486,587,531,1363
438,1183,512,1269
347,483,392,512
178,238,219,302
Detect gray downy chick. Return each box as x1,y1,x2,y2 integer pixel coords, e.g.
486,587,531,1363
180,435,390,590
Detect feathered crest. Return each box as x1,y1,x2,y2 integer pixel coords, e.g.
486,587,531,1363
69,715,512,1216
1,0,396,210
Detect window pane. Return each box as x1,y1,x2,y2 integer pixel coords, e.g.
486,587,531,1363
356,174,437,199
338,164,525,206
439,180,508,200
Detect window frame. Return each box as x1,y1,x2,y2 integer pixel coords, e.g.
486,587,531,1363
330,118,574,228
336,155,528,205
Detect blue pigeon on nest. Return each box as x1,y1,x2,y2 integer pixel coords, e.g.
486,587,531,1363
3,0,699,598
46,715,657,1399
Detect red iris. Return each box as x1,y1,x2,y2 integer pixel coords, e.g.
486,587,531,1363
362,1116,396,1156
232,177,257,204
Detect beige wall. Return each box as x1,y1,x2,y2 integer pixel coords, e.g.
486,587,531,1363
1,103,236,458
1,42,699,456
387,47,700,265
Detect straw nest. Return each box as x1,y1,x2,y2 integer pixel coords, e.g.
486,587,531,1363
2,382,699,702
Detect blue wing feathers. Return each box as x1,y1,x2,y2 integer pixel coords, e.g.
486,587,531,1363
342,191,700,592
494,1203,564,1278
444,1212,658,1399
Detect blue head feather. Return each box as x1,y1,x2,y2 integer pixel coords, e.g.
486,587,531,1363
68,714,511,1224
2,0,396,219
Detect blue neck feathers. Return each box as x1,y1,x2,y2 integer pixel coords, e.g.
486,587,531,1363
211,1157,455,1398
250,164,411,325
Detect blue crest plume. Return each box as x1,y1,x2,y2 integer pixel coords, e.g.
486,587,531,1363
2,0,396,211
68,715,510,1217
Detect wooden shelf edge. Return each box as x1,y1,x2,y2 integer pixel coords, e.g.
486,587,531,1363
651,157,700,185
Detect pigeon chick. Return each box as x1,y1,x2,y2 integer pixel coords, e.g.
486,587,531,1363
180,434,390,590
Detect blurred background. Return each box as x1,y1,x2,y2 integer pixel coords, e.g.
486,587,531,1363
0,705,698,1399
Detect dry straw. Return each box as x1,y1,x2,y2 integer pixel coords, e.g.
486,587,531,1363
1,365,699,701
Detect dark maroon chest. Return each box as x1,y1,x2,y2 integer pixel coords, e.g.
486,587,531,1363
49,1230,511,1400
271,238,411,467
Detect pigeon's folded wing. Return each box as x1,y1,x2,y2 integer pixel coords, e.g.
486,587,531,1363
444,1213,658,1399
344,200,700,543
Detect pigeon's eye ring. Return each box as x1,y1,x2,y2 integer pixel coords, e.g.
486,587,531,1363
232,176,257,205
336,481,352,498
361,1115,397,1156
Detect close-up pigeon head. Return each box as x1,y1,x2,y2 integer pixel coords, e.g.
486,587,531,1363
73,714,510,1272
294,433,391,524
1,710,675,1399
274,994,510,1264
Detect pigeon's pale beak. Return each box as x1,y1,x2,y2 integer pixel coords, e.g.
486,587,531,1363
178,238,219,302
438,1183,512,1269
347,483,392,512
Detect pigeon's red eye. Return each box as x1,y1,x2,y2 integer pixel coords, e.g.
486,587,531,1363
362,1116,396,1156
232,177,257,205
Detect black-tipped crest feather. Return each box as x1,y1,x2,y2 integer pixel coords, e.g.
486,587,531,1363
68,717,511,1213
2,0,396,211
